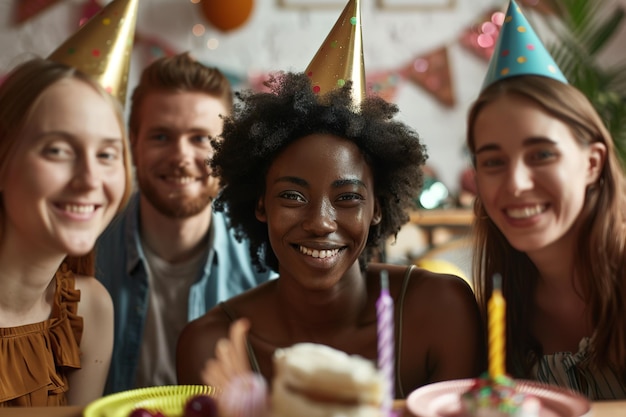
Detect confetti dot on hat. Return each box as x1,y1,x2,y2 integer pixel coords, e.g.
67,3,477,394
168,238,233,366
350,16,357,25
481,0,567,91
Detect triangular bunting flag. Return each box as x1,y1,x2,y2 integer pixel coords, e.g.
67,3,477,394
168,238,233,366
79,0,103,27
402,46,455,107
136,33,179,65
367,70,400,103
520,0,557,15
14,0,62,24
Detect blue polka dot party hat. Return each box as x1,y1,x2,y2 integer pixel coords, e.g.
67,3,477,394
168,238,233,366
305,0,365,105
481,0,567,91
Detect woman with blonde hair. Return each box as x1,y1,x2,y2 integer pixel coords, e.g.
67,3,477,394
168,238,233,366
0,57,132,406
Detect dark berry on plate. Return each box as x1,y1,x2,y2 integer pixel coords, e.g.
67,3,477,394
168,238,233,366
184,394,218,417
128,408,157,417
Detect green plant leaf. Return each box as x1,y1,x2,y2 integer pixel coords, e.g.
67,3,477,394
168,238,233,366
537,0,626,169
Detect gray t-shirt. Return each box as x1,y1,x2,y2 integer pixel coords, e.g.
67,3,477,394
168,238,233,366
134,242,209,387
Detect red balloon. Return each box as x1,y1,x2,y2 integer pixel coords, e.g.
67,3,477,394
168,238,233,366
200,0,254,32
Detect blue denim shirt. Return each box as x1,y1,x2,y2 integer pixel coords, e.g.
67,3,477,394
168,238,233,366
95,193,275,394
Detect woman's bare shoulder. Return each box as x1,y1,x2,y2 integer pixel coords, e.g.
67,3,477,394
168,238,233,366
74,275,113,316
368,262,473,295
413,266,473,293
184,303,233,336
369,263,477,315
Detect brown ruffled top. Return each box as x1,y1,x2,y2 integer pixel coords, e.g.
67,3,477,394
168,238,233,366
0,265,83,406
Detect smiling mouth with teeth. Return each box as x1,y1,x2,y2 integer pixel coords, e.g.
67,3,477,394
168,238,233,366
298,245,341,259
506,204,547,219
63,204,96,214
167,176,196,184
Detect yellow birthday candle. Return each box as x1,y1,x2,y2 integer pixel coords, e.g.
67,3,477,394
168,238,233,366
488,273,506,378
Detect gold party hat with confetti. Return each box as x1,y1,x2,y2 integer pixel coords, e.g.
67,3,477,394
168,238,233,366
48,0,139,106
481,0,567,91
305,0,365,105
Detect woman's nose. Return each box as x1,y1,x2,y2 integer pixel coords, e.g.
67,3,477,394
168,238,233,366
301,199,337,235
71,156,100,190
507,161,533,196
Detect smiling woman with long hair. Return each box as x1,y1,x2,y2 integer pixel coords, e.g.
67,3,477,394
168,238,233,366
0,58,132,407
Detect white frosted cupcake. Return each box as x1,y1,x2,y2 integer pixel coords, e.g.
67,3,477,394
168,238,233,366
271,343,387,417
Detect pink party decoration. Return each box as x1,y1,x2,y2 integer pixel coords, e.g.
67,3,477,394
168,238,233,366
377,270,395,415
220,373,268,417
402,46,455,107
14,0,62,24
248,71,274,93
367,71,400,103
135,33,178,64
459,9,505,61
80,0,103,27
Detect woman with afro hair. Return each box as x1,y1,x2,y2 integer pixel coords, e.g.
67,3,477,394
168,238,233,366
176,72,486,398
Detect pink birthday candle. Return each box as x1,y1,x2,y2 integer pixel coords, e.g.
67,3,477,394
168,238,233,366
377,270,395,415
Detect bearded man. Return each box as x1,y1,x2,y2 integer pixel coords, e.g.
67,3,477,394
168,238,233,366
95,53,275,394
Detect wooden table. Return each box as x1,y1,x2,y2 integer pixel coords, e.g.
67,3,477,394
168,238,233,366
408,208,474,248
409,208,474,227
0,406,82,416
1,401,623,417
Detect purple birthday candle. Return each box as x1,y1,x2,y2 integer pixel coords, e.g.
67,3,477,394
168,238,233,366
377,270,395,415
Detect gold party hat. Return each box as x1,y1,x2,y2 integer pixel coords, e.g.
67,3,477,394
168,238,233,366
48,0,139,106
305,0,365,105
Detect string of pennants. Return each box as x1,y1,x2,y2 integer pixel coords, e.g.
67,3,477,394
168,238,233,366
11,0,555,108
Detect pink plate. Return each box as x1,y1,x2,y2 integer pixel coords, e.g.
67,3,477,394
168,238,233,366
406,379,591,417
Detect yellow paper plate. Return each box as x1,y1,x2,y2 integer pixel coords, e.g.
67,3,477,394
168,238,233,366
83,385,217,417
